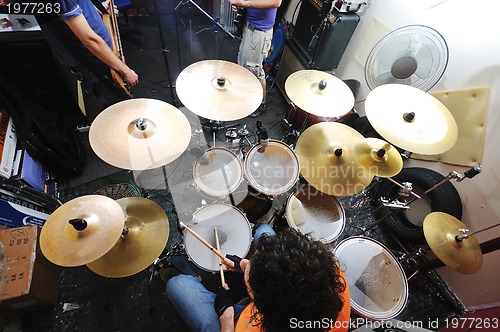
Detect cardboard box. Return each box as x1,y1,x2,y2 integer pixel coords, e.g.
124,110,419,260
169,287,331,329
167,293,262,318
0,225,59,311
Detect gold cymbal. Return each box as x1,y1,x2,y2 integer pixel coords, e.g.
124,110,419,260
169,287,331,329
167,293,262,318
176,60,263,121
295,122,373,196
365,84,458,155
89,98,191,170
423,212,482,274
86,197,169,278
354,138,403,178
40,195,125,267
285,70,355,118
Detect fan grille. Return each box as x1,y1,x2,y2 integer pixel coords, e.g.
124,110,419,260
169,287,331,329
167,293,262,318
93,183,143,200
365,25,448,91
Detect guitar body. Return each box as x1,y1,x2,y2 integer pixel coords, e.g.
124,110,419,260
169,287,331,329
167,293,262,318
100,0,132,97
233,7,247,38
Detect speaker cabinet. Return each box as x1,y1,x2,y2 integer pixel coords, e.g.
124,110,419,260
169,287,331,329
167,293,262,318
275,44,307,103
290,1,359,70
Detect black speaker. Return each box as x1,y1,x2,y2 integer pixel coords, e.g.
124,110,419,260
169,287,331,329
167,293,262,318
290,1,359,70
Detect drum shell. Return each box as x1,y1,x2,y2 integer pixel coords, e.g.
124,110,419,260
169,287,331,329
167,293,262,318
285,185,345,243
285,105,359,131
333,236,408,320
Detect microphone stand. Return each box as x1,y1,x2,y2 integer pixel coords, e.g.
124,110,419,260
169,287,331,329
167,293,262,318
185,0,235,39
152,0,176,104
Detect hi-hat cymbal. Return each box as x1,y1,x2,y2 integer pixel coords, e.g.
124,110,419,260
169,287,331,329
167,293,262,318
89,98,191,170
423,212,482,274
87,197,170,278
365,84,458,155
40,195,125,267
285,70,355,118
354,138,403,178
176,60,263,121
295,122,373,196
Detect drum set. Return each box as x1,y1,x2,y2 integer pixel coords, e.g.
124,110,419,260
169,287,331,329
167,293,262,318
38,59,491,322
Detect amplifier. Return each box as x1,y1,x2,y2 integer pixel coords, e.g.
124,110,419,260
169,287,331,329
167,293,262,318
275,44,308,103
290,2,359,70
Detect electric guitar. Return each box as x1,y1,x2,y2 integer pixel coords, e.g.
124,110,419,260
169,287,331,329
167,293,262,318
233,7,247,37
94,0,132,97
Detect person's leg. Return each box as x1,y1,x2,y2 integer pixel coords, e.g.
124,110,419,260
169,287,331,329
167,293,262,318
253,223,276,245
166,274,220,332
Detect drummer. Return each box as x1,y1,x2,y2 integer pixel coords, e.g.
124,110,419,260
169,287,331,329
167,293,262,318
163,228,351,332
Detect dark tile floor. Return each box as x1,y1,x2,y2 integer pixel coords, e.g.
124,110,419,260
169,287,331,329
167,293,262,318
12,9,464,332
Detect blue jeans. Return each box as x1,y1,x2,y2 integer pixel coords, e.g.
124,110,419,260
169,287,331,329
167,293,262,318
166,224,275,331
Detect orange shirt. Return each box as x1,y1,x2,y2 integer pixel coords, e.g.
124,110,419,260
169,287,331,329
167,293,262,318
235,271,351,332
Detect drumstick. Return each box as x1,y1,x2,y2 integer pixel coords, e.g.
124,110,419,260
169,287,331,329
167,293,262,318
214,227,226,287
179,221,225,260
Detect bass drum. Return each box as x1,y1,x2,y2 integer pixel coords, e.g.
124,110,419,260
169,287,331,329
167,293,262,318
184,204,252,272
284,104,359,132
285,185,345,243
333,236,408,320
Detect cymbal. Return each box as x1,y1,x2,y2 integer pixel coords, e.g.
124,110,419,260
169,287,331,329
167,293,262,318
354,138,403,178
176,60,263,121
87,197,170,278
423,212,482,274
89,98,191,170
285,70,355,118
40,195,125,267
295,122,373,196
365,84,458,155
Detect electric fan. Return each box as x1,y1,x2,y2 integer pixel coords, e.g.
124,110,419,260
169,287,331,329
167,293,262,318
365,25,449,91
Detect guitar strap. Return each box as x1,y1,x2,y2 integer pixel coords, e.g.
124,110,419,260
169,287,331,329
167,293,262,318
90,0,108,16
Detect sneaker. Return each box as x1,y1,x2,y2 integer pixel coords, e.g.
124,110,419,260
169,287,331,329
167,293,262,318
249,103,267,118
158,267,181,285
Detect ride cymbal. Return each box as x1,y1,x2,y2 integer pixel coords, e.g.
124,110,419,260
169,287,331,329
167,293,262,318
354,138,403,178
365,84,458,155
176,60,263,121
285,70,355,118
423,212,482,274
89,98,191,170
295,122,373,196
86,197,169,278
40,195,125,267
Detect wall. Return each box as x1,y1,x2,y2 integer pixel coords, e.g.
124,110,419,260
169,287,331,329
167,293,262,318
284,0,500,310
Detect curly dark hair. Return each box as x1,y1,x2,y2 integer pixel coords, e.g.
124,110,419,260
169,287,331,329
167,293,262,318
248,229,346,332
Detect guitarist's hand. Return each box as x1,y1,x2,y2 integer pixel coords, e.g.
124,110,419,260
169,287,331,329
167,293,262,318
123,68,139,86
103,0,119,15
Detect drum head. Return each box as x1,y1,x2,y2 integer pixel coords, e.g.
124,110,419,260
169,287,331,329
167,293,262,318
286,185,345,243
333,237,408,320
193,148,243,197
184,204,252,272
244,140,300,196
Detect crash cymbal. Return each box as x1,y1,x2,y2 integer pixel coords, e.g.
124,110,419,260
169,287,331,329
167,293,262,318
86,197,169,278
40,195,125,267
89,98,191,170
295,122,373,196
176,60,263,121
365,84,458,155
285,70,355,118
354,138,403,178
423,212,482,274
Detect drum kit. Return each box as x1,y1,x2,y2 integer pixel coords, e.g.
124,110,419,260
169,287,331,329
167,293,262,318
38,59,486,321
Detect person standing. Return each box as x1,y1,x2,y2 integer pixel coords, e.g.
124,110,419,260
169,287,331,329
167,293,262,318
230,0,281,117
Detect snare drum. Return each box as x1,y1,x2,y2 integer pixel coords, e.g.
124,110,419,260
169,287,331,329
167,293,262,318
184,204,252,272
244,140,300,196
333,236,408,320
285,185,345,243
193,148,243,197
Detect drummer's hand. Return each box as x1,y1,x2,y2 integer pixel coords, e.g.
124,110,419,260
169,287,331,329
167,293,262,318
223,255,245,272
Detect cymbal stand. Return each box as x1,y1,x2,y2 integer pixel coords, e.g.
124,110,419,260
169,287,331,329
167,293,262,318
184,0,235,39
352,166,482,235
282,103,311,147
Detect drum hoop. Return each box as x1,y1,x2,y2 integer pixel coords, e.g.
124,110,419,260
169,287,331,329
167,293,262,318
285,185,345,243
193,147,244,197
184,203,252,272
333,236,409,320
244,140,300,196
